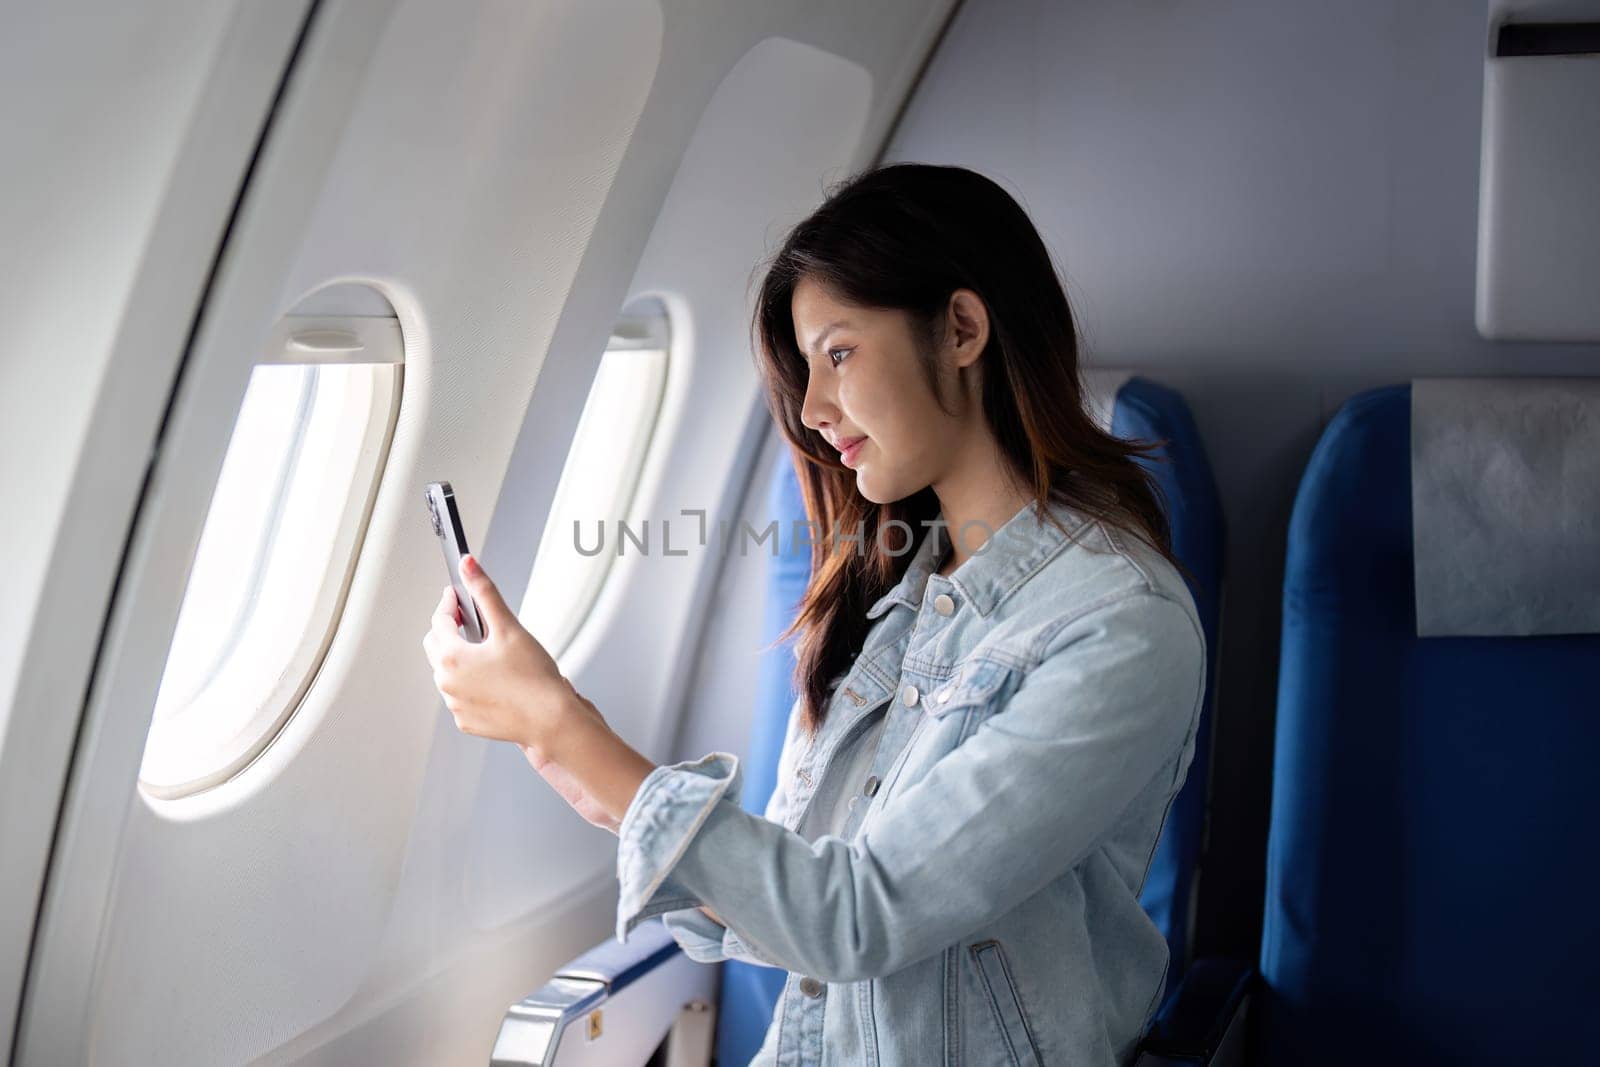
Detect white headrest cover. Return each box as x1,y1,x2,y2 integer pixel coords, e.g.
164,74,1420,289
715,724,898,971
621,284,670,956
1411,376,1600,636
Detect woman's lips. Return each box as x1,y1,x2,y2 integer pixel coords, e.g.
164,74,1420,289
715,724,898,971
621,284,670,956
840,437,866,467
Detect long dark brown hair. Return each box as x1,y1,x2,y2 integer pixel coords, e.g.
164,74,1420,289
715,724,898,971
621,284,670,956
751,162,1180,739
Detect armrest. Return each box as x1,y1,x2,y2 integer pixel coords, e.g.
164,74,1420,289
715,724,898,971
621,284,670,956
1134,957,1256,1067
491,918,718,1067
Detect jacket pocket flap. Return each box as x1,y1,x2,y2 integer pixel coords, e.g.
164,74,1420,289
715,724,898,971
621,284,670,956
924,656,1015,718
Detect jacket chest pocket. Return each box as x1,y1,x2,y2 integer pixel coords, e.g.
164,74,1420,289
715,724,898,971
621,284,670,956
875,655,1024,801
922,654,1023,742
969,939,1045,1067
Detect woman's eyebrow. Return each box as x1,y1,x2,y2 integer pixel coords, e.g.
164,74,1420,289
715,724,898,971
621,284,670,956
804,319,853,356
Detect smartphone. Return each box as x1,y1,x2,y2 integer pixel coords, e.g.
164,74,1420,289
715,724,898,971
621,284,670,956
423,480,486,642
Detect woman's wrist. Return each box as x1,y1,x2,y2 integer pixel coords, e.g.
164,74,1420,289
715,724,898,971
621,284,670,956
539,700,658,828
524,689,594,763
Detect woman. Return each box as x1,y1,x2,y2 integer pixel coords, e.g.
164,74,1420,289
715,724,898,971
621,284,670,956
423,162,1206,1065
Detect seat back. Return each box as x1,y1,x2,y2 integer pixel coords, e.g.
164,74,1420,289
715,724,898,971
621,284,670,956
721,379,1226,1055
1262,381,1600,1065
1093,374,1226,994
714,447,810,1067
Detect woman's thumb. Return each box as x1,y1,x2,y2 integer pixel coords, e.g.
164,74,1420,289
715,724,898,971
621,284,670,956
461,554,510,624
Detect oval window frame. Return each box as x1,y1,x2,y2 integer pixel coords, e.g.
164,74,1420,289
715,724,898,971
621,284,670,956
137,292,405,799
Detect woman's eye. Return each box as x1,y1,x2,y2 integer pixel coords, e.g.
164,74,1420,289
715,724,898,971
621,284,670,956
828,347,853,367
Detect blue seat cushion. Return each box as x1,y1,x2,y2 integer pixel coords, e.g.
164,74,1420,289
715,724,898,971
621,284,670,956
1116,378,1226,992
723,380,1229,1055
716,450,809,1065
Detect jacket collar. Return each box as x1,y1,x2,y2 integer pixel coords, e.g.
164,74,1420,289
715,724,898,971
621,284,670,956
864,496,1094,620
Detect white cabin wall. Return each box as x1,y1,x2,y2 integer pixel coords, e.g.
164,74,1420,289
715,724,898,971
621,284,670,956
0,4,311,1057
0,0,238,744
7,1,960,1064
880,0,1600,958
669,423,790,770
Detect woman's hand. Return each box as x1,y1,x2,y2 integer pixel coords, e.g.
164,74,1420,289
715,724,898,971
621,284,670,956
422,553,658,835
421,553,574,756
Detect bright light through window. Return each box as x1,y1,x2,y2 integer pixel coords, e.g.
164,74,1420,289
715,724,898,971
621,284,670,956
520,301,670,658
139,309,402,798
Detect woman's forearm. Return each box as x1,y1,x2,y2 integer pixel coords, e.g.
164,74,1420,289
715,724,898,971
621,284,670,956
543,705,657,829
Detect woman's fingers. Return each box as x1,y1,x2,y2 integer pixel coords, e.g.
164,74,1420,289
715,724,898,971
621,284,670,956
422,588,464,679
432,585,460,631
460,555,514,637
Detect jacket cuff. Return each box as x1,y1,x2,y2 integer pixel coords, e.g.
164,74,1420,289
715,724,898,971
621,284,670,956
659,903,785,968
659,906,730,963
721,923,783,967
615,751,742,944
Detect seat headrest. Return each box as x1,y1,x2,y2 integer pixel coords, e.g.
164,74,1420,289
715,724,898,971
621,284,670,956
1411,376,1600,636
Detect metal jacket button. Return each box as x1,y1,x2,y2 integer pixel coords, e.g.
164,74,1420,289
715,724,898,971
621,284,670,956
933,593,955,615
799,976,824,997
864,775,880,797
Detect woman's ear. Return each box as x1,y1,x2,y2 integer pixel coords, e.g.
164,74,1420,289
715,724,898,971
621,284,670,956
946,288,989,369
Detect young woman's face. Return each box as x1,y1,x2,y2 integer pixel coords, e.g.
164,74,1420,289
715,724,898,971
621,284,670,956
792,275,980,504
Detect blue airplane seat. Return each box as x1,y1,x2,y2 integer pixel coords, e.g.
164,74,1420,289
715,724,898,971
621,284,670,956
720,381,1225,1061
1111,377,1226,996
1256,383,1600,1065
714,447,810,1066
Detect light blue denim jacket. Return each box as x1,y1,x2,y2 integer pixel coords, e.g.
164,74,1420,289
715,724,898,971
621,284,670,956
615,496,1207,1066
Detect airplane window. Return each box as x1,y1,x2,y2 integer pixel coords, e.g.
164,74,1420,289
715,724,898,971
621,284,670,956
519,297,670,658
138,298,404,798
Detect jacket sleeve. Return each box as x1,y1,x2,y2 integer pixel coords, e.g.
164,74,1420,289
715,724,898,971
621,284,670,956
640,694,807,968
614,591,1205,983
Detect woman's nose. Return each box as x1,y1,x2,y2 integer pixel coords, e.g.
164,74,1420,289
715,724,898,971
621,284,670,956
800,376,836,432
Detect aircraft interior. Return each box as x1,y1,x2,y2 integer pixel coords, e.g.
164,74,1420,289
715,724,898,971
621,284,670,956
3,1,1598,1064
